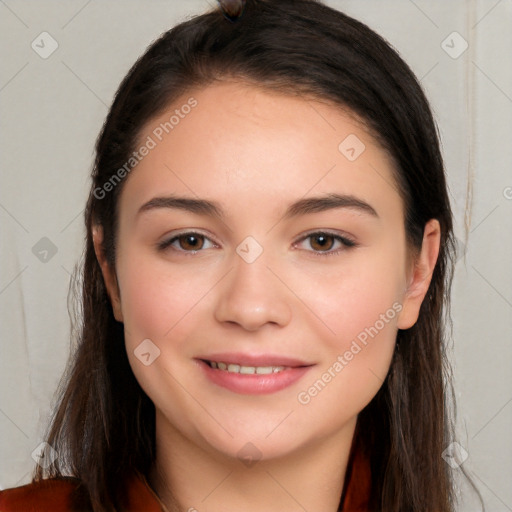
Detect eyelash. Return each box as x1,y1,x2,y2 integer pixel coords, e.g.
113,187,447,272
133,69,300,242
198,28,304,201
296,231,357,257
157,230,357,257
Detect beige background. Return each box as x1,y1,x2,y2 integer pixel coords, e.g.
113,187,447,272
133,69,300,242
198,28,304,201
1,1,511,510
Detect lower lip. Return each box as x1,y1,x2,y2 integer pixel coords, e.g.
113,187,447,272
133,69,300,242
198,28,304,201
197,360,312,395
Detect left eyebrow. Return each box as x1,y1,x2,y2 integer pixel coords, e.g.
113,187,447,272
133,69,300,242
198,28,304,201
282,193,379,220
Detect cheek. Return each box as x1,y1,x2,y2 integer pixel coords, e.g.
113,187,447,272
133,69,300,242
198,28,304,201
116,251,212,420
293,287,400,426
290,253,404,413
115,249,218,362
291,251,405,346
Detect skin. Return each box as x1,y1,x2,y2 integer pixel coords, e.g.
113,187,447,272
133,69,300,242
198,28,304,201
93,81,440,512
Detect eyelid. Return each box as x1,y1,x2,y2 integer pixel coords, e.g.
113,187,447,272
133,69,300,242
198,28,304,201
293,229,357,255
158,229,219,252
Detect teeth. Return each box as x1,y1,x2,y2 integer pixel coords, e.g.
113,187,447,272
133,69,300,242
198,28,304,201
208,361,288,374
256,366,273,375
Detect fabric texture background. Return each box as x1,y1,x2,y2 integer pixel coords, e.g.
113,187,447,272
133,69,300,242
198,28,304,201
0,1,511,510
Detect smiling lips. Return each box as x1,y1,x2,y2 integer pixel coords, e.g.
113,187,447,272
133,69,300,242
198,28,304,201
197,353,314,394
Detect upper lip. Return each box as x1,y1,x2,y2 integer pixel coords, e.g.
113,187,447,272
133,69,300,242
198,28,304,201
197,352,313,368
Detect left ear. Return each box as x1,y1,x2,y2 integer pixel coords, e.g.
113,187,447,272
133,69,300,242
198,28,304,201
397,219,441,330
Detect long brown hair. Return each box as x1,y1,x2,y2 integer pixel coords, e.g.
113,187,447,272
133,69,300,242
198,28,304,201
33,0,478,510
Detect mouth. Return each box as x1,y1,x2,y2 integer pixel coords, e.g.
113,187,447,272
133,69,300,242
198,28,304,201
196,353,314,395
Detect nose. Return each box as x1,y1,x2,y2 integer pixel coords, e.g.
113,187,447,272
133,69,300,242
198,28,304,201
214,254,293,331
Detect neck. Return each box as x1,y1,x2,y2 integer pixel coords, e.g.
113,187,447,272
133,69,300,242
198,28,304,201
148,415,357,512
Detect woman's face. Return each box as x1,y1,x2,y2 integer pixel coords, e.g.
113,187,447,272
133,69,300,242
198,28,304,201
98,81,433,462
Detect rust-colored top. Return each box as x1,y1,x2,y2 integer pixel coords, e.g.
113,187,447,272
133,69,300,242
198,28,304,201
0,445,370,511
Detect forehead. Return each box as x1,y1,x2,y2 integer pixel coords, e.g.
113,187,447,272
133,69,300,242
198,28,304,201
119,81,403,224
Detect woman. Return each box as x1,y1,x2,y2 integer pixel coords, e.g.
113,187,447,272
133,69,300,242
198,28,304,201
0,0,477,510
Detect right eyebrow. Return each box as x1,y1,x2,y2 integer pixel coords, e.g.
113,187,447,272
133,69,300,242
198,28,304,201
137,196,223,219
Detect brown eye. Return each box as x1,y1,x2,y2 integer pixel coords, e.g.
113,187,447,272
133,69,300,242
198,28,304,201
309,233,335,252
158,232,216,253
177,234,205,251
294,231,356,256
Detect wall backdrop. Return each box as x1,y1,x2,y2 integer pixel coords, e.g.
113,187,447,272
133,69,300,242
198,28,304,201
1,1,511,510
